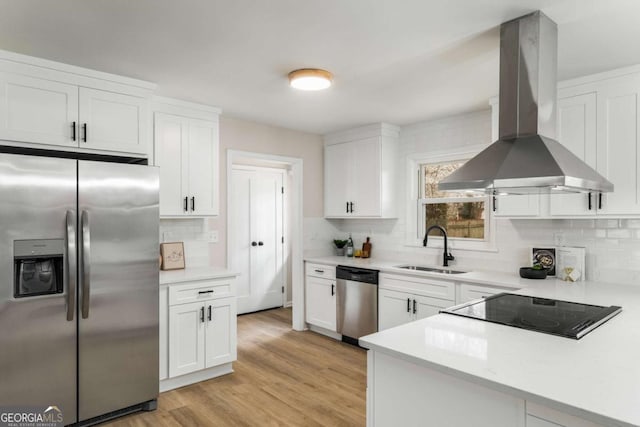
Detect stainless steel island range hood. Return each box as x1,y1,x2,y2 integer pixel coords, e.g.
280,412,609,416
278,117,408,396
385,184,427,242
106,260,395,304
439,11,613,194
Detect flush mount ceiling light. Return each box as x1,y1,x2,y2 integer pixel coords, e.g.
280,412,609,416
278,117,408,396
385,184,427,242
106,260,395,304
288,68,333,91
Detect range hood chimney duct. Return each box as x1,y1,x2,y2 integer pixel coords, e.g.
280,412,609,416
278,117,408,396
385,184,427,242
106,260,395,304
439,11,613,194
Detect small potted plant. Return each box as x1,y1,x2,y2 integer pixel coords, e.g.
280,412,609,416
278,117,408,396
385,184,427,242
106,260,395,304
334,239,348,256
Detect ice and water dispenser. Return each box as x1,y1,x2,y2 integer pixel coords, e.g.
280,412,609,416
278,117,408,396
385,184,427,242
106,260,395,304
14,239,64,298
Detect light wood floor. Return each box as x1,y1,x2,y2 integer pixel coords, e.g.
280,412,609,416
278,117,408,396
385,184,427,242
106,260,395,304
104,308,367,426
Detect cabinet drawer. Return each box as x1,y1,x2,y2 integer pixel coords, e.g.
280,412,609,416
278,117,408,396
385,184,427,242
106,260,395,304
380,273,455,301
458,283,507,304
305,263,336,280
169,278,235,306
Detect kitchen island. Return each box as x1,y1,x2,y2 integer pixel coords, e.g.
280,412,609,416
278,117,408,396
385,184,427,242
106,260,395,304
360,280,640,427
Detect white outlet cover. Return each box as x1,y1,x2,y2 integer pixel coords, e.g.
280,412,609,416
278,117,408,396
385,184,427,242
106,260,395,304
208,231,219,243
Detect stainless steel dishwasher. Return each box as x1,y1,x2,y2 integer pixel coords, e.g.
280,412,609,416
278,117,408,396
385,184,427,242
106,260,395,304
336,265,378,345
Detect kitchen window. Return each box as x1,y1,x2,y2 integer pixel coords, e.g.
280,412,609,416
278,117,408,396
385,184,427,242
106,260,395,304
406,148,496,252
418,161,487,240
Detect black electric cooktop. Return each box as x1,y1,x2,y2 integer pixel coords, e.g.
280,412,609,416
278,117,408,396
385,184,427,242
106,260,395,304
441,293,622,339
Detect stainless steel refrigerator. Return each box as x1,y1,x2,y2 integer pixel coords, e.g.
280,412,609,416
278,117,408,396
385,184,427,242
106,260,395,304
0,152,159,425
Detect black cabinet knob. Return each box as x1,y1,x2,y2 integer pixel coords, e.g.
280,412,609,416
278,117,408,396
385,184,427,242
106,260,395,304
258,241,264,246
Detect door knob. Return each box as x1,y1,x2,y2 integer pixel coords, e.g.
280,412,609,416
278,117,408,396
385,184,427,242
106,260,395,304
258,241,264,246
251,242,257,246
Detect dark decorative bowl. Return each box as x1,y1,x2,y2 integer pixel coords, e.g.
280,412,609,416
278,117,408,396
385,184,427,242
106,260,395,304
519,267,548,279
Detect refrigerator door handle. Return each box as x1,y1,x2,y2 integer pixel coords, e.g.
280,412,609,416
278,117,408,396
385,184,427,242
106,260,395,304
81,210,91,319
66,210,76,321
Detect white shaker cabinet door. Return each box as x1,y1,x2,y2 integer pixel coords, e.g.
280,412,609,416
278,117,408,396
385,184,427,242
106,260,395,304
305,276,337,331
0,72,78,147
378,288,413,331
155,113,189,216
205,297,237,368
549,92,597,216
169,301,206,377
493,194,540,217
414,295,451,320
596,75,640,215
187,118,219,215
351,137,381,217
79,87,148,155
324,142,351,217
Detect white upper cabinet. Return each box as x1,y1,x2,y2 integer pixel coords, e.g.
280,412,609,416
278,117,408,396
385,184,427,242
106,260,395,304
78,88,148,154
491,65,640,218
596,73,640,215
0,73,78,147
549,92,597,216
0,50,154,156
153,98,220,217
324,123,399,218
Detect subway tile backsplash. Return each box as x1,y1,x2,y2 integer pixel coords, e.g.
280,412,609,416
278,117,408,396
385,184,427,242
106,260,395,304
160,218,212,267
313,216,640,286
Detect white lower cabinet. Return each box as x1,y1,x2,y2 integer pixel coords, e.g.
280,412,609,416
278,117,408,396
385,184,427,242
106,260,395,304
379,288,451,330
305,264,337,332
168,297,237,377
368,350,605,427
378,273,455,331
169,301,206,377
160,274,237,391
458,283,506,304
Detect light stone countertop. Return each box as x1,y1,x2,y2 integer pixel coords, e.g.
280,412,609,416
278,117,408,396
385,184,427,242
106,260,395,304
359,280,640,427
304,255,553,289
159,266,239,285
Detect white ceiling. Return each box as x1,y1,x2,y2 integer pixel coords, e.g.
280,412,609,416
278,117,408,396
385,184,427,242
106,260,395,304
1,0,639,135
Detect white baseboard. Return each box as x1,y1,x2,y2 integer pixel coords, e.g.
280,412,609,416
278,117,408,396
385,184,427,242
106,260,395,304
284,300,293,308
308,324,342,341
160,363,234,392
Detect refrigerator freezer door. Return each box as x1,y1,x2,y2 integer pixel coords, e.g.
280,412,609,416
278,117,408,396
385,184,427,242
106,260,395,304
78,161,159,421
0,153,78,425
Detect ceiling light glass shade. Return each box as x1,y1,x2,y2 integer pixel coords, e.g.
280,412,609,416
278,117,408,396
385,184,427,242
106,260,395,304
288,69,333,90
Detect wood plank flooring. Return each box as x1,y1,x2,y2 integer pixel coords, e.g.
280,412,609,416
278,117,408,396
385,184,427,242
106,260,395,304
103,308,366,426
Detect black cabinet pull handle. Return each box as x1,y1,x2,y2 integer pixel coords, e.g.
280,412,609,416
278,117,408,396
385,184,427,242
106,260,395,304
314,269,324,273
251,241,257,246
200,306,205,323
72,121,76,141
492,195,497,212
346,202,349,213
208,305,212,321
184,197,188,212
412,299,417,314
198,290,214,294
407,298,411,313
349,202,354,213
82,123,87,142
258,241,264,246
588,192,592,210
191,197,195,211
331,284,335,296
598,192,603,210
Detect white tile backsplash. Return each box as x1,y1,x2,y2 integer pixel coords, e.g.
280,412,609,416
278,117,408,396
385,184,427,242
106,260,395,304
160,218,214,267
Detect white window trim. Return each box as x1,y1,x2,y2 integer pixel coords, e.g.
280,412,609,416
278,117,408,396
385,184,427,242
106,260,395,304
405,145,498,253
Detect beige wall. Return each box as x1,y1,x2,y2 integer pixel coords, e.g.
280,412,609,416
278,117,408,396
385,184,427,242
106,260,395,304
208,116,324,267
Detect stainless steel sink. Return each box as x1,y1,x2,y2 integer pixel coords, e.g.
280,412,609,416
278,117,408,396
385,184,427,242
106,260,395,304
395,265,466,274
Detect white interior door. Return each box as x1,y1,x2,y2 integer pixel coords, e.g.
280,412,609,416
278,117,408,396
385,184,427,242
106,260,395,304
231,166,285,314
